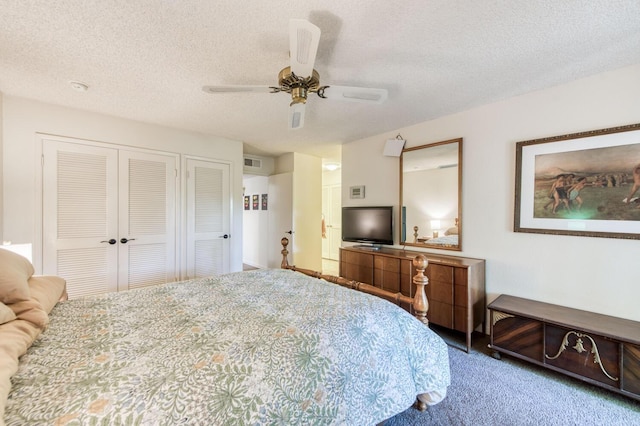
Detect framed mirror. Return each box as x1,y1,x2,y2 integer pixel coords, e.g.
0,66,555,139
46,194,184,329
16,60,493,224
400,138,462,251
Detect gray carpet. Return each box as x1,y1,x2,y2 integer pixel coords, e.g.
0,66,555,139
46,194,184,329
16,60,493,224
385,329,640,426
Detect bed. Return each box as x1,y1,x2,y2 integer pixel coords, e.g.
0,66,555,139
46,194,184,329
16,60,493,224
424,234,459,247
0,241,450,425
414,220,459,248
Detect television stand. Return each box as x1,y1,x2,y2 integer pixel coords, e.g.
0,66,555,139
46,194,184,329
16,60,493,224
353,244,382,251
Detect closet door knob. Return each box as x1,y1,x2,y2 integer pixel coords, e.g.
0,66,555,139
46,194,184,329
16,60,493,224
100,239,117,245
120,238,136,244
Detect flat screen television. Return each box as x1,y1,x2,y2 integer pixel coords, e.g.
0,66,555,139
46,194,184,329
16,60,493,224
341,206,394,246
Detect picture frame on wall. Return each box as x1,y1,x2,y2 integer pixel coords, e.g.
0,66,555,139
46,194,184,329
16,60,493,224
244,195,250,210
514,123,640,240
261,194,268,210
252,194,259,210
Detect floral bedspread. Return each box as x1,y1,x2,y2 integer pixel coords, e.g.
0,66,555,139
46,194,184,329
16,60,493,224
6,269,449,425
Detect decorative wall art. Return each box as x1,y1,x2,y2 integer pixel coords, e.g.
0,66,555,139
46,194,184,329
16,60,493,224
244,196,250,210
261,194,268,210
252,194,259,210
514,123,640,239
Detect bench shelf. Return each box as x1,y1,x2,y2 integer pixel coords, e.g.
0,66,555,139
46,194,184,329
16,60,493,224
488,294,640,401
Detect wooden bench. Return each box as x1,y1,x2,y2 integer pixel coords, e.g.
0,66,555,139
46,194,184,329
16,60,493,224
488,294,640,401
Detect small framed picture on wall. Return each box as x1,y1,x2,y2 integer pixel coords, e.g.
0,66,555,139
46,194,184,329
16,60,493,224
244,196,250,210
252,194,259,210
261,194,268,210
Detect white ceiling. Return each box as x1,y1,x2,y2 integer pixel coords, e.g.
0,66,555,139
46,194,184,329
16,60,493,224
2,1,640,161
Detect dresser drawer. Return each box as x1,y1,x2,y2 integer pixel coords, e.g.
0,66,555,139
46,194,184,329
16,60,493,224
374,256,399,272
343,251,373,267
427,264,453,284
399,259,413,297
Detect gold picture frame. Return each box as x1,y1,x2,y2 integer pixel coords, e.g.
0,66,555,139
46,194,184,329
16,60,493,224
514,123,640,239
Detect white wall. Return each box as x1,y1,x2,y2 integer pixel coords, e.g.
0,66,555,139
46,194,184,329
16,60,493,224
2,96,244,272
322,168,341,186
0,93,3,243
292,153,322,271
242,175,269,268
243,152,323,271
343,63,640,322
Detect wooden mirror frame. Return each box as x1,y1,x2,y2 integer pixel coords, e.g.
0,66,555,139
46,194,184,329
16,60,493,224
399,138,463,251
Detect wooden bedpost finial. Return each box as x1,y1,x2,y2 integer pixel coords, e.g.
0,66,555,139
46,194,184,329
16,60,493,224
281,237,290,269
412,255,429,325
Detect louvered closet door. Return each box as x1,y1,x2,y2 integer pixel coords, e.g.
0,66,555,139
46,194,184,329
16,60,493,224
185,159,230,278
43,139,178,298
118,151,177,291
42,140,119,298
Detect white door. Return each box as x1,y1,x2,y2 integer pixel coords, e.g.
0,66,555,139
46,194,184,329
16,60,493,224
322,184,342,261
42,138,178,298
43,140,119,297
185,158,231,279
328,184,342,260
267,172,293,268
322,186,330,259
118,150,177,290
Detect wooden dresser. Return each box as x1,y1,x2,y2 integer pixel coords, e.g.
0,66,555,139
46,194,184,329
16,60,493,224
488,294,640,401
339,246,485,352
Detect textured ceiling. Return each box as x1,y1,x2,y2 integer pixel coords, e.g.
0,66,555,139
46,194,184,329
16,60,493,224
2,1,640,161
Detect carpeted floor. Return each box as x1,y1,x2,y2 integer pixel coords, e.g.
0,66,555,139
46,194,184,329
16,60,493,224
385,328,640,426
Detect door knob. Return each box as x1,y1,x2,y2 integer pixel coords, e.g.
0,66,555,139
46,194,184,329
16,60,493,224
100,239,117,245
120,238,136,244
219,234,229,239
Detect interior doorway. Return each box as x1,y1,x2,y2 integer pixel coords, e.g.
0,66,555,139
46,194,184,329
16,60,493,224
322,164,341,276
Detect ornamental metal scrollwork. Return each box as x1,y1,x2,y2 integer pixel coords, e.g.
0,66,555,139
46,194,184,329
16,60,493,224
545,331,618,382
492,311,514,326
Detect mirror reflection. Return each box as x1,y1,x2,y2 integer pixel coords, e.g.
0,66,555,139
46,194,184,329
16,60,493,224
400,138,462,251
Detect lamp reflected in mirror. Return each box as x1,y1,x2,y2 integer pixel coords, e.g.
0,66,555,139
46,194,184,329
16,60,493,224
430,220,441,238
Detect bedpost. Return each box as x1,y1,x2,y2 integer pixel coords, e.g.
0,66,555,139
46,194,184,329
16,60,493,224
281,237,290,269
412,255,429,326
412,255,430,412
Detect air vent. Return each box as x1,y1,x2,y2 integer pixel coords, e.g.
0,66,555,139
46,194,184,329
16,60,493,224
243,155,274,176
244,158,262,168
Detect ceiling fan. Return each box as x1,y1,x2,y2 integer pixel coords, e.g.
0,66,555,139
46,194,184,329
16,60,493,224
202,19,388,130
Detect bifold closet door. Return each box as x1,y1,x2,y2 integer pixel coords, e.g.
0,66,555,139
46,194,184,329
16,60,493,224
185,158,230,279
118,150,177,291
42,139,177,299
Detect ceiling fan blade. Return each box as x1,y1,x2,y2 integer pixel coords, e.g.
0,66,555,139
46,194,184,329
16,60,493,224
202,85,273,94
288,103,306,130
321,85,388,104
289,19,321,78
